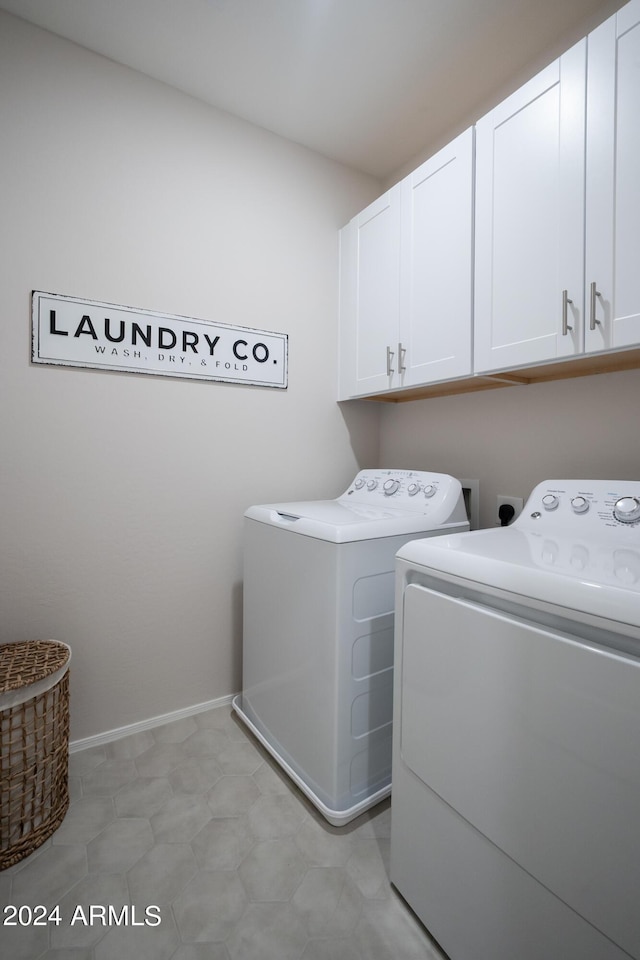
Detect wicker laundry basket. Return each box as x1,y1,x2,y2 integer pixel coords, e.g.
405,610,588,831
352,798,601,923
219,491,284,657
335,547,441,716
0,640,71,869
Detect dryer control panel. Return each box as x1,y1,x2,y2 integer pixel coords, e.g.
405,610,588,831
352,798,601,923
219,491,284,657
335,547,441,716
341,470,461,513
521,480,640,532
516,480,640,588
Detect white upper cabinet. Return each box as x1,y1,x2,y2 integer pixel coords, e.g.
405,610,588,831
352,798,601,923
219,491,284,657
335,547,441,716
585,0,640,353
338,129,473,399
339,0,640,399
399,127,473,385
475,0,640,375
338,187,402,399
474,42,587,374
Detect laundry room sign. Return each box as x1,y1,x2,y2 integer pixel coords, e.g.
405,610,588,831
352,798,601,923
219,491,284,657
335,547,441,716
31,291,288,388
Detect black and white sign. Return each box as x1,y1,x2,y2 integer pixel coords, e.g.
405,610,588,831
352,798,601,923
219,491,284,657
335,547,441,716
31,291,288,388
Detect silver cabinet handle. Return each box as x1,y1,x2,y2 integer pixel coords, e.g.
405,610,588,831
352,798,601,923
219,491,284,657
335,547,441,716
398,341,406,374
589,281,601,330
386,345,395,376
562,290,573,336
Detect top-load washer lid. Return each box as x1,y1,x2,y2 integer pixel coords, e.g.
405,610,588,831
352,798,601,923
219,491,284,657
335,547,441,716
397,478,640,630
244,469,469,543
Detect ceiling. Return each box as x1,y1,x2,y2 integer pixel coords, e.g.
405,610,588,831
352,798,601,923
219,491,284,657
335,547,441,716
0,0,625,179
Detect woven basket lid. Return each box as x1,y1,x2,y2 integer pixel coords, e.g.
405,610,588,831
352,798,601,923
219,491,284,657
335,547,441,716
0,640,71,694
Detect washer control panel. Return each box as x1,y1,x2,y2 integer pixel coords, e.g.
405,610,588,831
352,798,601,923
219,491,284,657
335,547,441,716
522,480,640,531
342,469,462,513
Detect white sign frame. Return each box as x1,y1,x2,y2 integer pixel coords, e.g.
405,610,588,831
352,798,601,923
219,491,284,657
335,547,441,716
31,291,288,389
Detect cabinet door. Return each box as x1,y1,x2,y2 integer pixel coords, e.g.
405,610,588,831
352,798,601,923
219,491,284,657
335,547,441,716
338,187,401,399
585,0,640,353
474,42,586,374
400,128,473,385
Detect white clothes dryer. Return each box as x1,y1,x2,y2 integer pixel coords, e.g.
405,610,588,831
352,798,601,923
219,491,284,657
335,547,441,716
391,479,640,960
232,469,468,825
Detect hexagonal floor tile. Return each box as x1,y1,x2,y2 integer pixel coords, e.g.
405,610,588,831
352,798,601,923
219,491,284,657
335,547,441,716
86,818,154,873
93,906,181,960
292,867,363,938
169,756,223,795
51,796,116,845
192,816,254,871
80,759,138,797
173,871,247,942
206,775,259,817
68,744,107,778
10,843,88,906
106,730,155,760
215,741,264,776
238,838,307,902
150,794,213,843
183,727,231,758
345,838,391,899
51,873,129,950
114,777,173,818
134,742,186,777
294,817,353,869
170,943,230,960
225,901,308,960
352,893,442,959
245,793,305,840
127,843,198,904
301,938,364,960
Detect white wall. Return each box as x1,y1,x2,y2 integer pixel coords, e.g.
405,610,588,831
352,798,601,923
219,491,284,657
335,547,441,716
386,0,625,188
379,369,640,529
0,11,380,741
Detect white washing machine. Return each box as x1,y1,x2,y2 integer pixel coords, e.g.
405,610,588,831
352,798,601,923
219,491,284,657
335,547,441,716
232,469,468,826
391,479,640,960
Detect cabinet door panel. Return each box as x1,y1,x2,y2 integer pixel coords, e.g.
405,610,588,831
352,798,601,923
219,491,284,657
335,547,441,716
338,189,401,399
475,45,586,374
400,128,473,384
586,1,640,352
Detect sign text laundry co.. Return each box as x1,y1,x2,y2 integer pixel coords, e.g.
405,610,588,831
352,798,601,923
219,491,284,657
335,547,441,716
31,291,288,388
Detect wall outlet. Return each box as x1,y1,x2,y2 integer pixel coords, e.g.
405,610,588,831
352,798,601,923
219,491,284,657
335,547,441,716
496,495,523,526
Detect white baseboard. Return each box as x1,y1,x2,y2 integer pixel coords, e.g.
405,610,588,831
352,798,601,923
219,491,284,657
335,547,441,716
69,693,237,754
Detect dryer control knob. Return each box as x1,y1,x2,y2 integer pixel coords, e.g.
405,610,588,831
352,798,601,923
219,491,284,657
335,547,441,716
407,483,421,497
571,496,589,514
367,479,378,491
423,484,437,499
613,496,640,524
383,479,400,496
542,494,559,511
354,478,365,490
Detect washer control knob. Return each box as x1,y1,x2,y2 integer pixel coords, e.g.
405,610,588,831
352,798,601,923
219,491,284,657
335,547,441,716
354,478,365,490
367,479,378,491
613,549,640,584
383,479,400,496
613,496,640,524
423,484,437,499
542,494,559,511
407,482,421,497
570,545,589,570
571,496,589,514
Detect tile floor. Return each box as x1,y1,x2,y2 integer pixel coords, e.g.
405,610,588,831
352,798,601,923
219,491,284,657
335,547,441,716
1,705,448,959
